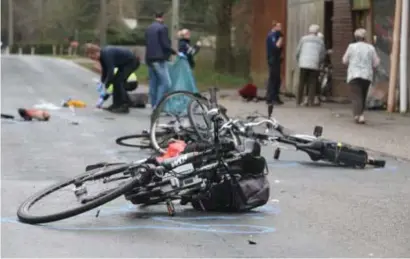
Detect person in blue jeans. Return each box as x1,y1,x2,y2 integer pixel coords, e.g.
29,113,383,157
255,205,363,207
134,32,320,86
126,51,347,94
145,11,179,109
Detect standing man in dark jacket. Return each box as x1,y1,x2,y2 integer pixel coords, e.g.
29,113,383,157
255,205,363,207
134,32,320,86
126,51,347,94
85,43,140,114
145,12,178,109
266,21,284,117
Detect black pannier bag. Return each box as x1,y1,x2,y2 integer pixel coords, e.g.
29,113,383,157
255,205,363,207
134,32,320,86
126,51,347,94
191,148,270,212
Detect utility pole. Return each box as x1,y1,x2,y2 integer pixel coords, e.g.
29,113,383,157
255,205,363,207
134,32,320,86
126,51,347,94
38,0,43,41
8,0,14,48
100,0,107,46
387,0,402,112
399,0,408,113
119,0,123,18
171,0,180,51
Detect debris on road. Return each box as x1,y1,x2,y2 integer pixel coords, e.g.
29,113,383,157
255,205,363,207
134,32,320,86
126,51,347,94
34,102,61,110
62,98,87,108
18,108,50,121
248,240,257,245
1,113,15,119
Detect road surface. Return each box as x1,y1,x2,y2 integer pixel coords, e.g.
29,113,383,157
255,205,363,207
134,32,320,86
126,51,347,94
1,55,409,257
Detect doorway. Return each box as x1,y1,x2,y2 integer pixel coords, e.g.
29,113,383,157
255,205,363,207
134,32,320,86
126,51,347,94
324,0,333,49
352,9,373,42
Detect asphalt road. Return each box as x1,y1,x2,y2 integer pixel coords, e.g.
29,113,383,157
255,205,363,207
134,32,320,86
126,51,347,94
1,55,410,257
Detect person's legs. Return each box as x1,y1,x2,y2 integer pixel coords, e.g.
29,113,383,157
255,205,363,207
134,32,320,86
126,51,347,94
148,64,158,108
349,78,363,120
360,79,371,112
272,63,283,104
266,65,275,105
117,60,138,105
110,69,130,113
152,61,171,108
297,68,308,105
307,69,319,106
358,79,371,122
266,65,275,117
108,73,122,108
314,69,322,105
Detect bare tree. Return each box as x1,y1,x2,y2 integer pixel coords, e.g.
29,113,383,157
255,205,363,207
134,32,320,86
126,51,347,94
214,0,234,74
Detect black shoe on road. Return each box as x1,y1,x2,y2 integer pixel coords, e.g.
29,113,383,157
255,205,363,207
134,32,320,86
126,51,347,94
109,105,130,114
103,104,117,111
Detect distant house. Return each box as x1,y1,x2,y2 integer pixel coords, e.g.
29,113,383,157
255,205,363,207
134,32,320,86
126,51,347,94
249,0,399,98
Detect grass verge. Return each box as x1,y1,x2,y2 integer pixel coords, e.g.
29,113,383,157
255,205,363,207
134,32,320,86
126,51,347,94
55,55,247,92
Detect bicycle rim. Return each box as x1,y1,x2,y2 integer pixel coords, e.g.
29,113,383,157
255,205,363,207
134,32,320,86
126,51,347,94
188,98,241,147
150,91,207,154
115,133,152,148
17,163,139,224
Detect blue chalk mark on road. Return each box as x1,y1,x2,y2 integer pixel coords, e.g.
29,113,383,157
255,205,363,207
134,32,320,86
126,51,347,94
1,204,279,234
267,160,398,172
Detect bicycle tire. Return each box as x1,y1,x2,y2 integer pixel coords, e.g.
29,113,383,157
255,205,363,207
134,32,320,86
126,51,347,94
187,98,213,140
115,133,152,148
17,163,139,224
116,131,172,149
187,98,241,147
150,91,208,154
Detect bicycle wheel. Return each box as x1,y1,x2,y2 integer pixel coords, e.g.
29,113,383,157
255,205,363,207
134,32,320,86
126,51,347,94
150,91,206,154
188,98,241,147
116,131,175,149
115,133,151,148
17,163,140,224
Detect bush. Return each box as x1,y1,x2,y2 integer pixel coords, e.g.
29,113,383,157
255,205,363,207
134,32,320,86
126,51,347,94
10,43,71,55
107,28,145,46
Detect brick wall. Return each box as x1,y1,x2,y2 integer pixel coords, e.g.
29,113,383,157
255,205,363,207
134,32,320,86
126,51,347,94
331,0,353,97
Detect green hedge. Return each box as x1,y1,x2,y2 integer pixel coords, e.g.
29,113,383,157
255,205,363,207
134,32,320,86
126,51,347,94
9,43,71,55
107,28,145,46
8,29,146,55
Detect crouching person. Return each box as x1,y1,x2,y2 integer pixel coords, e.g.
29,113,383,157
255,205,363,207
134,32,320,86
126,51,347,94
85,43,140,114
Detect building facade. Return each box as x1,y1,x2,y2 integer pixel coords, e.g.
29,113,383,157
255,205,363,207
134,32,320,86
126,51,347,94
251,0,409,100
250,0,287,88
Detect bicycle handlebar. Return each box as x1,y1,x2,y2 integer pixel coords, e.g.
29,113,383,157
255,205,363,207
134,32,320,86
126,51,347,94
219,117,284,136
